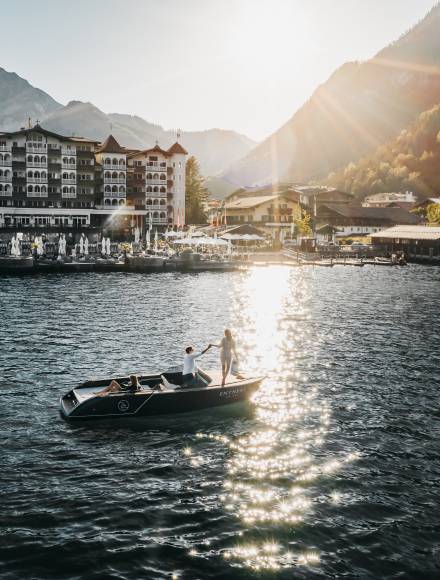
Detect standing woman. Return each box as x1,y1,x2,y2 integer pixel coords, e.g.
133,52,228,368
212,329,238,386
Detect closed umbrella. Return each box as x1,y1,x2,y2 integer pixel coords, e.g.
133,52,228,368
84,237,89,255
37,236,44,256
101,237,106,255
106,237,111,256
79,235,84,255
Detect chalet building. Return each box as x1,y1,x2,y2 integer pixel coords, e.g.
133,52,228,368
224,193,301,235
0,124,187,234
371,225,440,261
316,204,420,236
362,191,417,209
224,185,353,212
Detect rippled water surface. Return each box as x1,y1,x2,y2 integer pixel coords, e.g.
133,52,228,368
1,266,440,580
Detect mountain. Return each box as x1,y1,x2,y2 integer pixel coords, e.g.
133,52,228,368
0,70,256,177
327,103,440,199
221,3,440,188
43,103,256,176
0,67,61,130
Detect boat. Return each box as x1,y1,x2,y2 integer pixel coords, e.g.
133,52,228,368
60,367,264,422
0,255,34,274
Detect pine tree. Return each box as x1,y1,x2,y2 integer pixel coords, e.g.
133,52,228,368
185,156,209,225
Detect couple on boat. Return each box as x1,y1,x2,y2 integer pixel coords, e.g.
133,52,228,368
98,328,239,396
183,328,239,387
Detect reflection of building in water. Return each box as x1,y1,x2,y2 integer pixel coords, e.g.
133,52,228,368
0,124,187,235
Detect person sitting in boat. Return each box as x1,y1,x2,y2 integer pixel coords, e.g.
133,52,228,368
97,374,142,396
182,344,211,387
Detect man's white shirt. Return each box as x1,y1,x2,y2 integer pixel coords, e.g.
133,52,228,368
183,352,202,375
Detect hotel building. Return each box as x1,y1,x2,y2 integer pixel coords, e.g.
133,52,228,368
0,124,187,234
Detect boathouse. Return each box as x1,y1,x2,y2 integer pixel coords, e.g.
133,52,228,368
371,225,440,262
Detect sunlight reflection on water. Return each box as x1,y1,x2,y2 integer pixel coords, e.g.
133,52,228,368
196,266,358,572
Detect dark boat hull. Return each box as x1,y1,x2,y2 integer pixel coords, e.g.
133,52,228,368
60,373,263,422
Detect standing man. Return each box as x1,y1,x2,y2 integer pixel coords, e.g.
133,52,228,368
182,344,211,387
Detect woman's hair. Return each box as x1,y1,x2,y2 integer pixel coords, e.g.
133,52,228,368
185,346,193,354
129,374,138,384
224,329,232,340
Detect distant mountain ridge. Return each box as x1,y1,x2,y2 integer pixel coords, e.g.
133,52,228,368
221,3,440,188
0,69,256,176
0,67,61,130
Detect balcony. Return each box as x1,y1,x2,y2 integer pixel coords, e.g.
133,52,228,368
103,178,126,184
103,163,126,169
61,178,77,185
62,192,77,199
0,189,12,197
104,191,126,198
0,159,12,166
61,148,76,155
0,175,12,182
27,176,48,183
62,163,76,170
26,144,47,153
47,146,61,153
27,191,48,198
146,190,167,197
145,179,166,186
0,145,11,152
146,162,167,169
27,161,48,168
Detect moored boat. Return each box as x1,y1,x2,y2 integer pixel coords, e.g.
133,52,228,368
0,255,34,274
60,367,264,422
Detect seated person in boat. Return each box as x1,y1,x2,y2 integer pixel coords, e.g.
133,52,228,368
182,344,211,387
97,374,142,396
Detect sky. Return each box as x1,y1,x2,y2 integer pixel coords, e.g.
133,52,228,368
1,0,437,141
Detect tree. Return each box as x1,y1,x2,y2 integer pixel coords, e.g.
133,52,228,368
427,203,440,225
294,210,312,236
185,156,209,224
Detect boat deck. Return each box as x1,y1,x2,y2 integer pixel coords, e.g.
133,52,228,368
73,370,245,403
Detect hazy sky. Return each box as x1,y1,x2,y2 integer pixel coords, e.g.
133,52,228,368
1,0,436,141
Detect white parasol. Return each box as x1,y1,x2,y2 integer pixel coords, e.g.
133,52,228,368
106,237,111,256
101,237,106,255
84,236,89,255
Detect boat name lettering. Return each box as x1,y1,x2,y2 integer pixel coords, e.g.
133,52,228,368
219,388,243,398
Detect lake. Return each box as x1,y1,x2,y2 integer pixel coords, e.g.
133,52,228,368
1,265,439,579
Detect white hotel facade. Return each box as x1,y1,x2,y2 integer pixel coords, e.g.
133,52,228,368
0,125,187,234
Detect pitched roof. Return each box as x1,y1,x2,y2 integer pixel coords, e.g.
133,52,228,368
167,141,188,155
225,194,279,209
1,124,97,143
96,134,126,154
318,204,419,224
413,197,440,208
127,144,170,158
371,226,440,241
223,224,266,236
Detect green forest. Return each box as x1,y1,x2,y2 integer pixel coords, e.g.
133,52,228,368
326,104,440,199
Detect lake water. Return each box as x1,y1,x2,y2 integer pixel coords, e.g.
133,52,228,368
1,265,440,579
